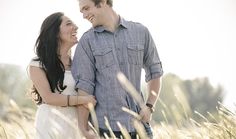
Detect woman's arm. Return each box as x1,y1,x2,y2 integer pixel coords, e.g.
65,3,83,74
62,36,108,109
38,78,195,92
29,66,96,106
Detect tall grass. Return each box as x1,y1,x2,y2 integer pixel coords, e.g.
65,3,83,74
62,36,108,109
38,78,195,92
0,73,235,139
153,103,236,139
0,98,235,139
0,99,35,139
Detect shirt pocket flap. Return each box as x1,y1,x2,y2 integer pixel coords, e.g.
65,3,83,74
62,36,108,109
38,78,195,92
93,48,115,69
126,44,144,65
93,48,113,56
127,44,144,51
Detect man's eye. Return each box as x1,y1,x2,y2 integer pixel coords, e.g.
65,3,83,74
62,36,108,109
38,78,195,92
84,7,89,11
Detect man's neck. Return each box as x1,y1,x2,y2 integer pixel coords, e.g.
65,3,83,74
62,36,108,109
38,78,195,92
103,10,119,32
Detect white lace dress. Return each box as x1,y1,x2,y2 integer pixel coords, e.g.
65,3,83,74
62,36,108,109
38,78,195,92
29,60,82,139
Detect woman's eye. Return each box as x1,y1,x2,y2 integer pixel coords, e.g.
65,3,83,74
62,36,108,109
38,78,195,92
66,22,72,26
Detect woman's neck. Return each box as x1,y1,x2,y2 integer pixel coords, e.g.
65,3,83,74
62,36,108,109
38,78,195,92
59,47,71,70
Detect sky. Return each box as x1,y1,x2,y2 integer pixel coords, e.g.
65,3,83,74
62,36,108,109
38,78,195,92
0,0,235,110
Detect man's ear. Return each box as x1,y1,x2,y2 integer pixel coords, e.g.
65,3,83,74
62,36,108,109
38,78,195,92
100,0,107,6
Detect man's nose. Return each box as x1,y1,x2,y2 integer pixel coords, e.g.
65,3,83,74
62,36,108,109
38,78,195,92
83,13,88,19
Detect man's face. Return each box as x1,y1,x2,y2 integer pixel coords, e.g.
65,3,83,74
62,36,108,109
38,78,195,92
79,0,102,27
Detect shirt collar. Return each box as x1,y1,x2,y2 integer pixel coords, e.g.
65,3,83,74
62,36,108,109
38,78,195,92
93,16,128,33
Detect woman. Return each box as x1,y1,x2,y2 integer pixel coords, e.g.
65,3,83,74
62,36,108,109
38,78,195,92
28,12,96,139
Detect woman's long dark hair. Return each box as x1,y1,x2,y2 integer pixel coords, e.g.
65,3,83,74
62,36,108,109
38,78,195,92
31,12,67,105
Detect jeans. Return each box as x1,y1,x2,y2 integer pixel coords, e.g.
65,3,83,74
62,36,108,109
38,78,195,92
99,128,137,139
143,122,153,139
99,123,153,139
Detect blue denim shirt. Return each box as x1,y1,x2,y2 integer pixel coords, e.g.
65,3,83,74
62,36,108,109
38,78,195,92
71,17,163,132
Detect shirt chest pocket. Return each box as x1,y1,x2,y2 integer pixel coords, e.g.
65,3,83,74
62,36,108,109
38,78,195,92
127,44,144,65
93,48,115,69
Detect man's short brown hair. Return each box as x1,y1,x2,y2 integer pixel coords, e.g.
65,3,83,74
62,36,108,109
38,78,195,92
92,0,113,7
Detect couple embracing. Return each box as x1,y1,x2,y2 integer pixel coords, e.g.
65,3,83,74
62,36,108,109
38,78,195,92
29,0,163,139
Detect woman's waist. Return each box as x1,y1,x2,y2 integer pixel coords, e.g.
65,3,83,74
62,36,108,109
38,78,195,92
38,103,77,111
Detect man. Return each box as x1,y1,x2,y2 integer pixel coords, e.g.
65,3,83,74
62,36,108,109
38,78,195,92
71,0,163,138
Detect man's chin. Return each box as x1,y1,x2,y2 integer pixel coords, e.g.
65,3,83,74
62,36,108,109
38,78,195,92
91,22,97,27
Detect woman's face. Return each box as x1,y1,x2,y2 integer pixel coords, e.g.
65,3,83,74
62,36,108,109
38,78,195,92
59,16,78,47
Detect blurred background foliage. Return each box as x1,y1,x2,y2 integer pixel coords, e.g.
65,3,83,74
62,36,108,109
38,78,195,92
0,64,224,123
143,73,224,124
0,64,36,118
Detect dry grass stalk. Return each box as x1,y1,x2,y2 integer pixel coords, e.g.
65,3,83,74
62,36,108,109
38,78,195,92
117,72,145,108
132,119,148,139
117,122,131,139
104,116,116,138
88,102,100,136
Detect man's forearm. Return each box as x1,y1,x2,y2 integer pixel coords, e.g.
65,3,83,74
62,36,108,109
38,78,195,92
146,77,162,106
77,89,90,133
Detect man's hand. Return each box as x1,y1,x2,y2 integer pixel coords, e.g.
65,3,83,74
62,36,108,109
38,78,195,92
83,130,98,139
139,105,152,123
81,95,97,109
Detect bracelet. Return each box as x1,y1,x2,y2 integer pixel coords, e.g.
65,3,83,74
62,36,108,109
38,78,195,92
146,103,155,113
76,95,78,104
67,95,70,106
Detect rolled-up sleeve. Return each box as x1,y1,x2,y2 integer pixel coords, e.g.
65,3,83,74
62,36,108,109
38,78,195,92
71,36,95,95
143,27,163,82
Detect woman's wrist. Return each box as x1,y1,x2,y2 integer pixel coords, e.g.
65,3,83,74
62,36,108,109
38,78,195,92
67,95,70,106
65,95,79,106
